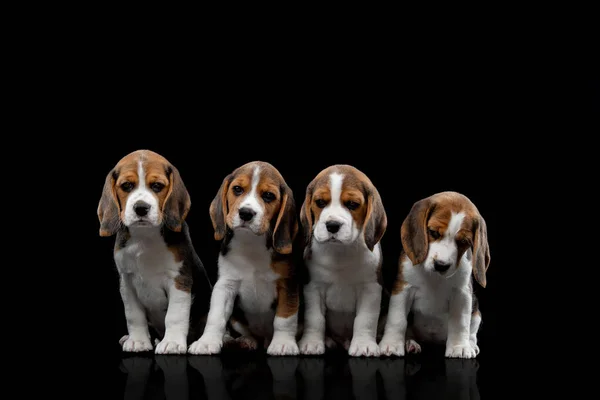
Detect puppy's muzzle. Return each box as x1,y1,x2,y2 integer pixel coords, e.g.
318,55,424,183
239,207,256,222
325,221,342,233
134,201,151,217
433,260,451,273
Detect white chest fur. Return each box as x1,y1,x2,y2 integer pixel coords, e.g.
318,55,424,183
114,228,182,332
403,254,472,342
306,241,381,338
219,230,279,335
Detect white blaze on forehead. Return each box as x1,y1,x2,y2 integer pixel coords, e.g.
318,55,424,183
242,165,261,205
251,166,261,193
137,160,146,189
445,212,466,239
329,172,344,207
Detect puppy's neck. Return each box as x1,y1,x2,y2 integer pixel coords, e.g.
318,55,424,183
229,227,266,246
128,226,163,242
310,236,370,258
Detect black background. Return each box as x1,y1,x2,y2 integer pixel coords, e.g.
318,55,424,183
61,26,597,398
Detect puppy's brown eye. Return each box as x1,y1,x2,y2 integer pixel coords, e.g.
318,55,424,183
315,199,327,208
151,182,164,193
233,186,244,195
121,182,134,192
262,192,275,203
345,201,359,210
459,238,469,246
429,229,440,239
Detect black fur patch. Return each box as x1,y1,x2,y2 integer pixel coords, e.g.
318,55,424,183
220,228,234,256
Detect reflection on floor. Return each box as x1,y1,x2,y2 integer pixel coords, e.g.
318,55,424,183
116,346,482,400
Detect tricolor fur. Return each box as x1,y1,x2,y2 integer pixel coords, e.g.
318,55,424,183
188,161,300,356
297,165,387,357
98,149,212,354
379,191,490,358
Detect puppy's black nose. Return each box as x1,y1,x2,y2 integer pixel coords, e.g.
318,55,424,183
239,207,256,222
326,221,342,233
134,201,150,217
434,260,451,272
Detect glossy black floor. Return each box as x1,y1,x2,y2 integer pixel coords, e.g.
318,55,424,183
110,344,498,400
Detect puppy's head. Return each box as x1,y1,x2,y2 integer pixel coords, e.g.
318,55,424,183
209,161,298,254
97,149,191,236
400,191,491,287
300,165,387,251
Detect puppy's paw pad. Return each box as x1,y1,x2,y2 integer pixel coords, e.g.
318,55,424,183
122,337,153,352
298,338,325,355
445,343,477,359
155,339,187,354
348,339,380,357
188,336,223,355
379,340,405,357
406,339,422,354
267,338,299,356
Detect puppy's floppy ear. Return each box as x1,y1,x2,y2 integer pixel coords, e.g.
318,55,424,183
209,174,232,241
163,164,191,232
272,184,298,254
299,182,315,245
472,215,491,288
363,186,387,251
98,169,121,236
401,196,434,265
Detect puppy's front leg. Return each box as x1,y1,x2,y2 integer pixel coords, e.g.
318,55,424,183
445,288,477,358
155,281,191,354
267,278,300,356
379,287,414,357
348,282,381,357
298,282,327,355
120,274,153,352
188,278,240,355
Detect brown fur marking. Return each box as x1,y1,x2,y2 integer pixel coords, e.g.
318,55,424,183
169,245,192,293
392,253,408,295
275,278,299,318
174,273,192,293
271,255,292,279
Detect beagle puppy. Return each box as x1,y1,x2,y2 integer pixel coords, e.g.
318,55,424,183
98,149,212,354
297,165,387,357
188,161,300,356
379,191,490,358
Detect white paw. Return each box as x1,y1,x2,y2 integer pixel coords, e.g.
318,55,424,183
378,339,405,357
406,339,421,354
121,336,153,352
267,337,299,356
445,342,477,358
188,335,223,355
155,338,187,354
298,337,325,355
470,341,480,355
348,338,380,357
